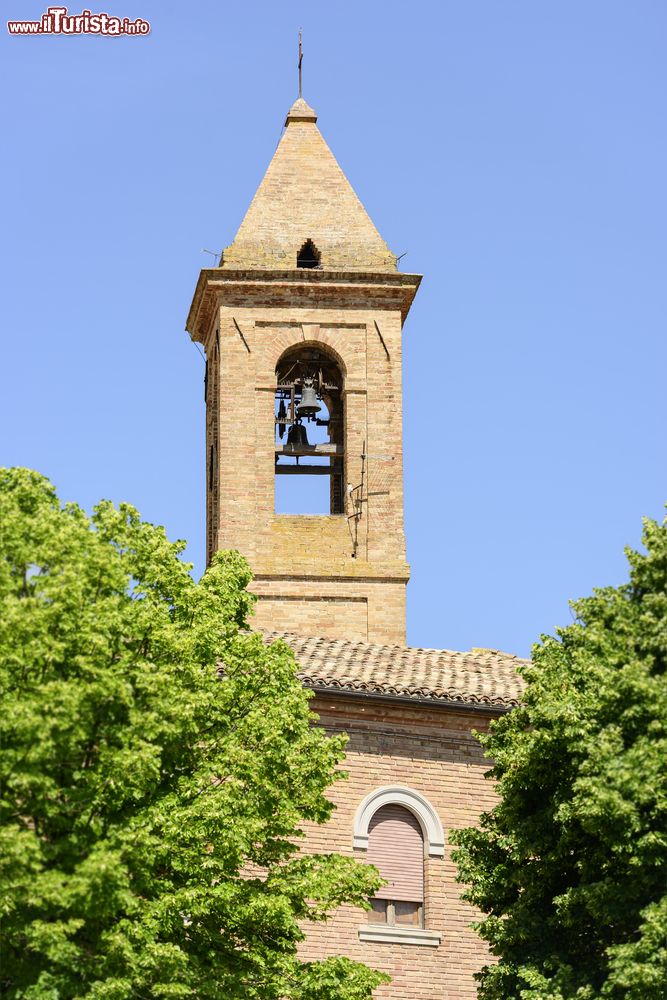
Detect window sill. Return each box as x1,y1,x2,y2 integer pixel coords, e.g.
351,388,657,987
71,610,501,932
358,924,441,947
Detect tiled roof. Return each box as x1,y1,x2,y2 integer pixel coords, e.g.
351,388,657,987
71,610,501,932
263,632,527,711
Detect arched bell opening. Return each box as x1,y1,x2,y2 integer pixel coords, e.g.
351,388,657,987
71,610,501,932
274,346,344,515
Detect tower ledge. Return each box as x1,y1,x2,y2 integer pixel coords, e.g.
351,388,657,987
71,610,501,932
186,267,422,344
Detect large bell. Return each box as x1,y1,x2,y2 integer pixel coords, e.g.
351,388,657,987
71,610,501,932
287,420,309,448
296,380,321,418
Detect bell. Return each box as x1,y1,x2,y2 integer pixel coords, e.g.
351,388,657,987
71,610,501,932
277,398,286,440
296,380,321,418
287,421,309,448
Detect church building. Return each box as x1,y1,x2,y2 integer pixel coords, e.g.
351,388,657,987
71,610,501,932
186,92,524,999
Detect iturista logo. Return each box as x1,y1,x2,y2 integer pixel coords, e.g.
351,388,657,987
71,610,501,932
7,6,150,35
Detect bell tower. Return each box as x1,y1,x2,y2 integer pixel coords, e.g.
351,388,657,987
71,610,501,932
186,97,420,645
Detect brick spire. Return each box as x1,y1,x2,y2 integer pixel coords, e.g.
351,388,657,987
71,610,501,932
221,100,397,271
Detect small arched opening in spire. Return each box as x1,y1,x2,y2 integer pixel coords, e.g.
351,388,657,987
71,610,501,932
297,239,321,269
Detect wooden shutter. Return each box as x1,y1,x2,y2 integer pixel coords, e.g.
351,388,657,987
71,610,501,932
367,804,424,902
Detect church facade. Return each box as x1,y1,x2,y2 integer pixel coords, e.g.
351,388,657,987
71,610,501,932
186,95,524,999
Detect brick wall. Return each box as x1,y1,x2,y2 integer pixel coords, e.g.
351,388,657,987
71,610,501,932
298,693,498,999
197,293,417,645
221,107,397,272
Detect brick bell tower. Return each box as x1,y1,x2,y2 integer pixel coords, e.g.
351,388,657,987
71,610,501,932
186,97,421,645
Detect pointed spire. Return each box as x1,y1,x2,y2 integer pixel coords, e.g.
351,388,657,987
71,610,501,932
221,98,397,272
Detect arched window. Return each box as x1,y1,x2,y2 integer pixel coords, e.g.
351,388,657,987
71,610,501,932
296,238,321,268
274,346,344,515
354,786,443,946
367,805,424,928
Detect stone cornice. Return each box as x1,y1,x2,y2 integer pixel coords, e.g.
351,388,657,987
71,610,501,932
185,268,422,344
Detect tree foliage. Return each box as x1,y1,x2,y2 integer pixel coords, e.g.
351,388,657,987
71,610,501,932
0,468,387,1000
452,515,667,999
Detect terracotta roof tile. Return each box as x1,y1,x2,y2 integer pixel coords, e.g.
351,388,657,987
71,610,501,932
263,632,526,710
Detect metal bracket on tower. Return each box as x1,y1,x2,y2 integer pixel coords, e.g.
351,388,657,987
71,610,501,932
232,317,251,353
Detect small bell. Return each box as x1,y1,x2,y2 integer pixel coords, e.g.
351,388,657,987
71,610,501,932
296,379,321,418
287,420,309,448
277,398,286,440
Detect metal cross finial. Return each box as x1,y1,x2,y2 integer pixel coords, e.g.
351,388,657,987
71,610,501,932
298,29,303,98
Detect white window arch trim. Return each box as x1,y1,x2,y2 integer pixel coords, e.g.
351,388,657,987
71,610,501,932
353,786,445,858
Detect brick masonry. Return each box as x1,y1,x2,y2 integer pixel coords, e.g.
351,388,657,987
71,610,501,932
191,284,420,646
298,694,498,999
186,97,421,646
222,98,398,272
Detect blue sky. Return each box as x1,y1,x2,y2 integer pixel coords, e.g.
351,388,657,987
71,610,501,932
2,1,665,658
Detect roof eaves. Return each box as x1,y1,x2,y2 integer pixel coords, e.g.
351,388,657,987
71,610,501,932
302,679,517,714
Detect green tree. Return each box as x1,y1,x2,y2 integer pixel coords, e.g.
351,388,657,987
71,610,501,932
452,515,667,999
0,468,387,1000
